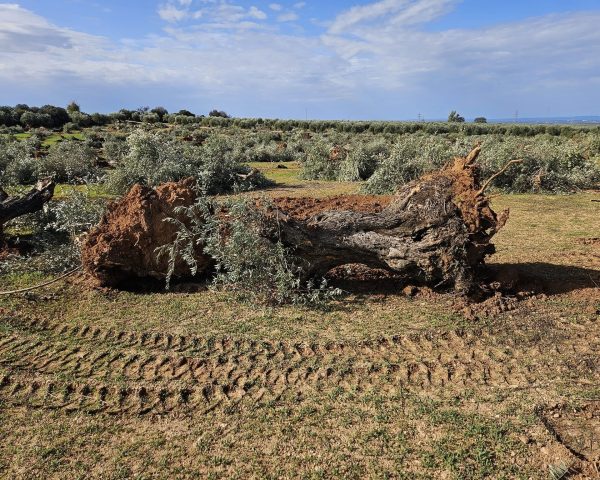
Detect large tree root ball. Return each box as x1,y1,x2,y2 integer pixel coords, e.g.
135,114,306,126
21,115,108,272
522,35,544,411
81,177,211,287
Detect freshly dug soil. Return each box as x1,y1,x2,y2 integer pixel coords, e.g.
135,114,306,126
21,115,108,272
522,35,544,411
271,195,393,220
81,177,211,287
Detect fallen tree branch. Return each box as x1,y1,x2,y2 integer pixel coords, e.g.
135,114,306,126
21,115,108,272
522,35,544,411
476,160,523,197
0,178,55,226
465,145,481,166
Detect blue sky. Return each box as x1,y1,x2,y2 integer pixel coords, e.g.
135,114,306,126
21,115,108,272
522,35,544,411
1,0,600,119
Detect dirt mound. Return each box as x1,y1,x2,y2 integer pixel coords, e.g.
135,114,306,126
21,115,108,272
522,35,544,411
272,195,393,220
81,178,211,287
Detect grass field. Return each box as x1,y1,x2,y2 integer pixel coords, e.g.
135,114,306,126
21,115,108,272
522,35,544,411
5,131,85,147
0,166,599,479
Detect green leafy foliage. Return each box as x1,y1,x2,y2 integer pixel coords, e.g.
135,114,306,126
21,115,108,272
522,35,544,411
157,197,342,305
0,135,39,185
39,141,98,182
0,186,104,275
364,135,453,193
297,130,599,194
106,130,272,194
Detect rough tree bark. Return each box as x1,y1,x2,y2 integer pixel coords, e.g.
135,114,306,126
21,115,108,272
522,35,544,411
82,147,508,293
0,179,55,239
267,146,507,293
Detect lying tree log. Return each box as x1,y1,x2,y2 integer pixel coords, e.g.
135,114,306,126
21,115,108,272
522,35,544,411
265,146,507,293
82,147,511,294
0,178,55,240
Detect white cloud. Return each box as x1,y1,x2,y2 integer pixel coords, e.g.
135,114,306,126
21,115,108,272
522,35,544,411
328,0,456,34
277,12,299,22
157,1,267,25
269,3,283,11
2,1,600,117
248,6,267,20
294,2,306,9
158,3,189,22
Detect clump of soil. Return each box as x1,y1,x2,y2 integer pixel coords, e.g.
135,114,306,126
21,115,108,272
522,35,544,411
271,195,393,221
0,238,32,262
81,178,211,287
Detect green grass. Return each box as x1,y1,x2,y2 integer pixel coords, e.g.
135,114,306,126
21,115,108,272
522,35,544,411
250,161,360,196
41,132,85,146
2,131,85,146
53,183,114,200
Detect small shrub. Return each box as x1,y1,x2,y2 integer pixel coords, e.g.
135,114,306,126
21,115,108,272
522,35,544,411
39,141,97,182
338,139,389,181
196,135,273,194
300,137,340,180
364,135,452,193
102,134,129,164
44,187,105,237
0,136,39,185
106,130,272,194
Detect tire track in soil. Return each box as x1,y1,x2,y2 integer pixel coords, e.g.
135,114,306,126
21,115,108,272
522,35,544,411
0,317,598,416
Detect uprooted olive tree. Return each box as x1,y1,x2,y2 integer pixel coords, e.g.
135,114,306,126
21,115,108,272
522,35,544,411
82,146,510,295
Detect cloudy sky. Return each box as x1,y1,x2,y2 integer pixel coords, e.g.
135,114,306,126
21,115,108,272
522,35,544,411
1,0,600,119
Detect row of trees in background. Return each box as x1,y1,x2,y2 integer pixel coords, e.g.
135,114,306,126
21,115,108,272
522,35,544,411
0,103,230,131
2,125,599,194
2,104,599,138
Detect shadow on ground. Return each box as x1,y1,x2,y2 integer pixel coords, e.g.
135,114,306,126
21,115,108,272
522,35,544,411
485,262,599,296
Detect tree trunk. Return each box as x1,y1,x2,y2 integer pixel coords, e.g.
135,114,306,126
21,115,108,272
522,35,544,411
0,179,55,238
269,146,507,293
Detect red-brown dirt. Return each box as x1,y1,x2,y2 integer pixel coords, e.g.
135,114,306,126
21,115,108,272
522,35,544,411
271,195,393,220
81,177,211,287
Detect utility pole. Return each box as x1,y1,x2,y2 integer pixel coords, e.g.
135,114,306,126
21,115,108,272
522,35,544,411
514,110,519,122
